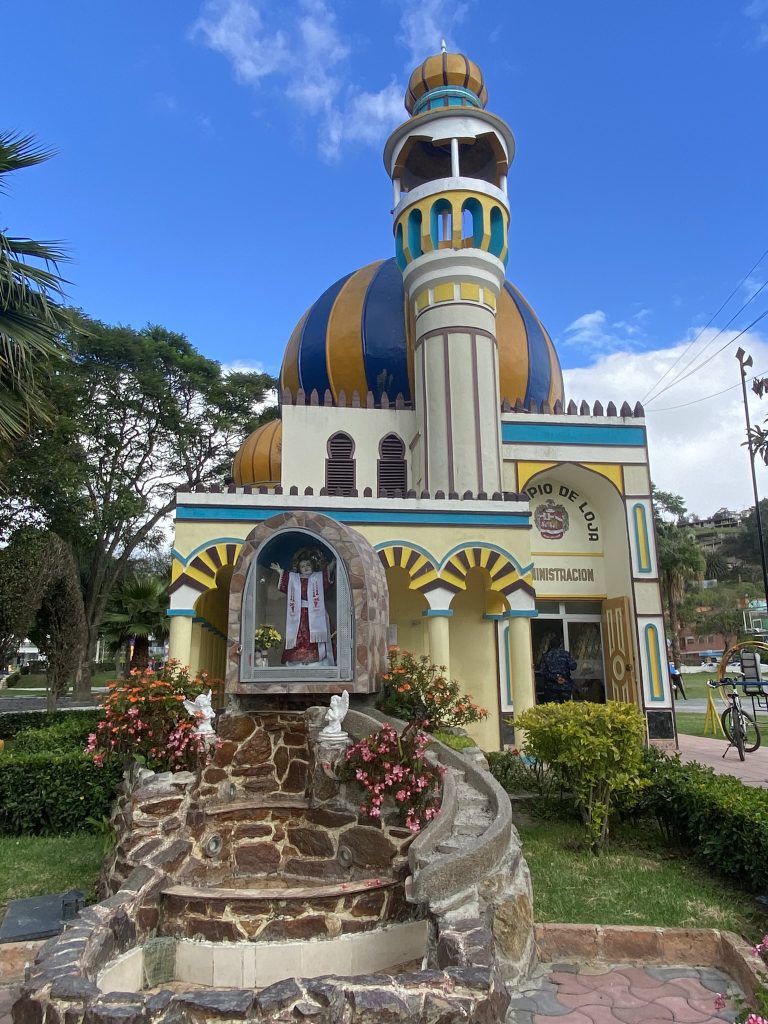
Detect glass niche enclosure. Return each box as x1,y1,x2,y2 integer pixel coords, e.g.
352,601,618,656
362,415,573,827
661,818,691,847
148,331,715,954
240,530,353,682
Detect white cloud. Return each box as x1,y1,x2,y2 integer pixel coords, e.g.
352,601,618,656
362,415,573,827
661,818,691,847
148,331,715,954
399,0,468,67
154,92,178,113
743,0,768,45
564,329,768,516
191,0,406,160
191,0,290,82
562,308,649,354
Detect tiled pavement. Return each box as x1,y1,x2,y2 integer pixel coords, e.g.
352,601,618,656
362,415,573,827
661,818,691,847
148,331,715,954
677,733,768,788
506,963,740,1023
1,966,742,1024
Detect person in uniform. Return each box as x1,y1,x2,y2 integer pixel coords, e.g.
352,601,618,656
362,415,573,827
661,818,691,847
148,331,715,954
539,639,577,703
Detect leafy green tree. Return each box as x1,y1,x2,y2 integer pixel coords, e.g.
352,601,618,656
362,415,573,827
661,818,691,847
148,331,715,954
651,485,704,665
0,131,70,448
101,574,169,672
0,528,85,708
2,312,276,694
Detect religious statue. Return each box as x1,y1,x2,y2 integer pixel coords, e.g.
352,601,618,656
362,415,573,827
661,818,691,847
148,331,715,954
270,547,336,666
320,690,349,737
183,690,216,736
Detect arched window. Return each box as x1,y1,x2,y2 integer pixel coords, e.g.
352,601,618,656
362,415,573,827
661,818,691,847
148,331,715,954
489,205,505,258
430,198,453,248
461,197,484,247
395,222,406,270
407,209,423,260
377,433,406,497
325,432,356,496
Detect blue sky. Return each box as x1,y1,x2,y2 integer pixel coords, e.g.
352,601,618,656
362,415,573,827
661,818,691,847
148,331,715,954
5,0,768,513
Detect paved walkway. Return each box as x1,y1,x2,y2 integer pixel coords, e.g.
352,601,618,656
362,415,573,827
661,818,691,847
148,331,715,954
676,732,768,788
0,695,101,713
508,963,738,1023
1,965,742,1024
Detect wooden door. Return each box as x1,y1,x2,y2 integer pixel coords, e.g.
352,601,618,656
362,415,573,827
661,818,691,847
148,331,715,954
601,597,639,705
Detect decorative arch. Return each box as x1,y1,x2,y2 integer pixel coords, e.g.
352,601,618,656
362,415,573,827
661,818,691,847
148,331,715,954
439,544,534,597
170,541,243,595
377,543,439,591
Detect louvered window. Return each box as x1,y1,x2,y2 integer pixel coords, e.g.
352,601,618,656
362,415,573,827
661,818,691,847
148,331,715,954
378,433,406,497
325,432,356,495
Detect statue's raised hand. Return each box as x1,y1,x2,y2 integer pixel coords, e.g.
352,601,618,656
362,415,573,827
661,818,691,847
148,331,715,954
270,562,282,574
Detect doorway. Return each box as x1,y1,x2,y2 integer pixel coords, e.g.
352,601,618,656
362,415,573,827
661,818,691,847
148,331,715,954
532,600,606,703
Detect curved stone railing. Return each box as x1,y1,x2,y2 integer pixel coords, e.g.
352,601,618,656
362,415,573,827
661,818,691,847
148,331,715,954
346,708,534,984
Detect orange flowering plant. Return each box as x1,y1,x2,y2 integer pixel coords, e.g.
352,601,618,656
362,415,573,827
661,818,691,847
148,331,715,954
377,647,488,731
85,661,221,772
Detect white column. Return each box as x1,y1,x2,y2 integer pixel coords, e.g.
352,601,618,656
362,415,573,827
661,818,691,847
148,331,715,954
168,612,194,669
393,178,401,206
450,138,460,177
423,586,454,675
507,614,536,741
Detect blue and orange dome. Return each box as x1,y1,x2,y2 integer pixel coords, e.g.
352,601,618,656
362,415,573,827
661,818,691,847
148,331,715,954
279,258,564,409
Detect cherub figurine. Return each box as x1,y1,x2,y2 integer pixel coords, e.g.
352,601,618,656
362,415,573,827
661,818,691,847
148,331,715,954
183,690,216,736
320,690,349,737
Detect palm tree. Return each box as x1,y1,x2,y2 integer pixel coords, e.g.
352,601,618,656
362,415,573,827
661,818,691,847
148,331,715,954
0,131,69,446
101,575,169,672
657,522,705,665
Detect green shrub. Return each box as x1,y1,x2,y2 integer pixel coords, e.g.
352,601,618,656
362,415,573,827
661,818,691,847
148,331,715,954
14,717,98,754
0,751,122,835
516,701,647,852
3,671,22,688
0,709,100,739
642,748,768,891
488,749,561,800
377,648,488,730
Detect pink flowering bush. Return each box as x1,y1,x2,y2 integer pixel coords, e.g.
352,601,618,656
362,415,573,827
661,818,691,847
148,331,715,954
377,647,488,731
339,721,446,833
85,661,221,773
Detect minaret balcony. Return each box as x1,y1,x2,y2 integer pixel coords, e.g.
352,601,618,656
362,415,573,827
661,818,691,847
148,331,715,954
394,179,509,270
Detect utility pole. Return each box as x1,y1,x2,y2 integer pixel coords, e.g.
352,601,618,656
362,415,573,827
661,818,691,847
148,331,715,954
736,347,768,609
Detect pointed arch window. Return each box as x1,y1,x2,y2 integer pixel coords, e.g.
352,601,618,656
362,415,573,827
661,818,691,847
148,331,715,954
377,433,406,497
325,432,356,496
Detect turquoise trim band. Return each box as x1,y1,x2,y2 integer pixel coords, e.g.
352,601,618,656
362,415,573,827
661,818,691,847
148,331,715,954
502,422,646,447
413,85,481,115
422,609,453,617
504,610,538,618
176,506,530,528
167,609,195,617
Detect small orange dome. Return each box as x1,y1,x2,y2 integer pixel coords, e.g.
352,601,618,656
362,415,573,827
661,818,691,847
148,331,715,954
232,418,282,486
405,51,488,114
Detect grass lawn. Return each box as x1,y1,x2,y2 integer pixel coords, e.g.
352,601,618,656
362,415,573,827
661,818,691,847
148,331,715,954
0,833,104,909
519,817,764,939
673,711,727,739
1,671,114,697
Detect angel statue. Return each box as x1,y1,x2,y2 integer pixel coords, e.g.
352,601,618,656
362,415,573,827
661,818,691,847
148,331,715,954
320,690,349,737
183,690,216,736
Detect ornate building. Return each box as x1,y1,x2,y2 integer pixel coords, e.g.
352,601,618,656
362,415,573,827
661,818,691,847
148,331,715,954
168,50,673,749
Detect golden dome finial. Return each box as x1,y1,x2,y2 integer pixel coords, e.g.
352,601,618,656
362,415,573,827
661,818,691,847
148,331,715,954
404,51,488,116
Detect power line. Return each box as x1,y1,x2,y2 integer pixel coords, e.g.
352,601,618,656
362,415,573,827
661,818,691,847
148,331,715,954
646,365,768,412
645,307,768,405
641,244,768,405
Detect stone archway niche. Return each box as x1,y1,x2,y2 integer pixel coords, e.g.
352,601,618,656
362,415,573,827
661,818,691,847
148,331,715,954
227,510,389,695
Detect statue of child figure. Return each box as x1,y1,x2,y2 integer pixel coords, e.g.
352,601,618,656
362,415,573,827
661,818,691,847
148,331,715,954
270,547,336,666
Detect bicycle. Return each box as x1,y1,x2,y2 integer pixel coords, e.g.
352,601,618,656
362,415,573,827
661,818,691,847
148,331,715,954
706,677,761,761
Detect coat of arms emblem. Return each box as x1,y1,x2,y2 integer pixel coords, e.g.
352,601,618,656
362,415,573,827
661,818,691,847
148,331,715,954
534,500,569,541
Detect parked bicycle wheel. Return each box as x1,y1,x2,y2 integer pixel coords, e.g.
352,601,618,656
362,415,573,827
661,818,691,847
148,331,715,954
721,707,761,756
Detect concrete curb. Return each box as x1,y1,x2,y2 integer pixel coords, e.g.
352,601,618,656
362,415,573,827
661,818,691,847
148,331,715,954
535,923,768,1002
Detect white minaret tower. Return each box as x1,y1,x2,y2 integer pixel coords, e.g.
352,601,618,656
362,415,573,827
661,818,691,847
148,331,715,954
384,51,514,496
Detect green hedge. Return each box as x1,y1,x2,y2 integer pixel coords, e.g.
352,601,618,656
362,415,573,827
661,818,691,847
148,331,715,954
0,751,122,835
641,750,768,891
13,717,99,754
0,709,100,739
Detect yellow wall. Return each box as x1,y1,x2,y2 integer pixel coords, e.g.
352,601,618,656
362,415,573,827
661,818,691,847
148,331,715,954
449,569,500,751
385,566,428,654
